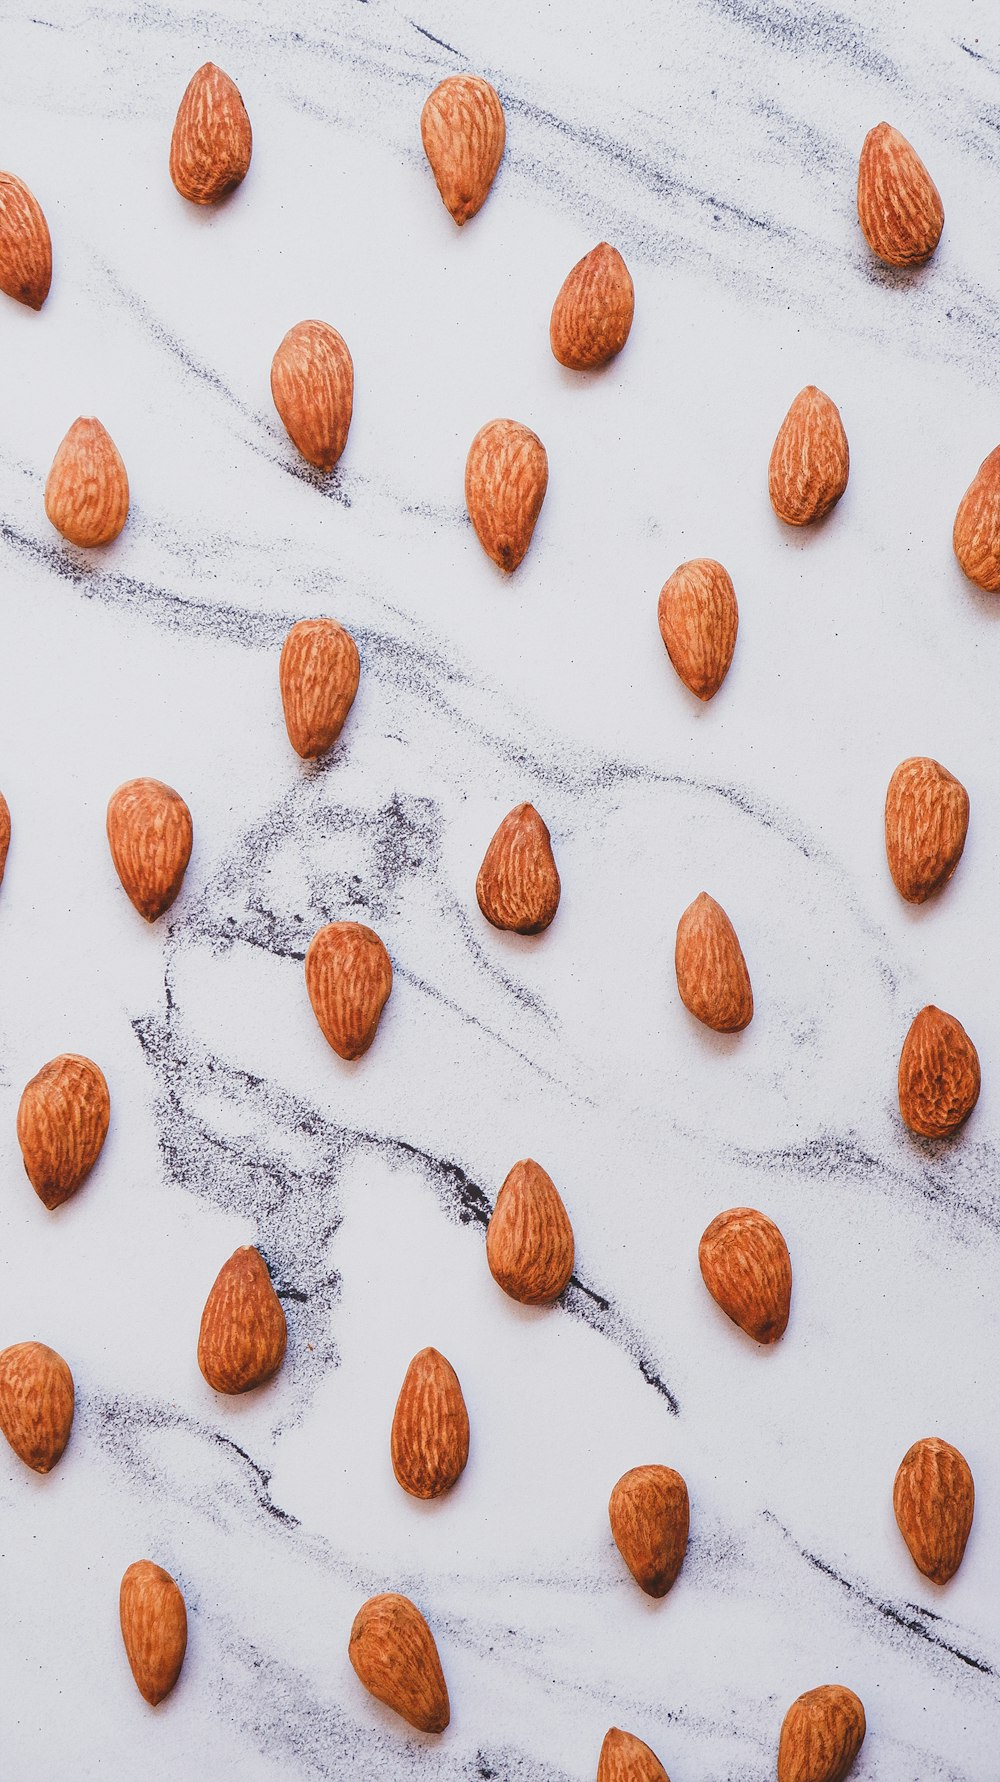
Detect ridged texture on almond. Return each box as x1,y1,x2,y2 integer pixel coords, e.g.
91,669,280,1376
349,1593,450,1733
197,1246,287,1394
486,1158,574,1304
0,790,9,888
658,559,738,700
305,921,393,1059
885,757,969,903
675,892,753,1032
476,803,560,934
0,1341,74,1473
279,617,360,757
106,778,192,921
271,321,354,472
893,1436,974,1584
857,123,943,267
119,1561,188,1705
768,387,849,526
598,1728,671,1782
898,1005,980,1139
609,1465,689,1598
391,1347,470,1500
420,74,505,225
0,170,51,308
550,243,635,370
44,417,129,548
466,419,548,571
954,445,1000,592
777,1685,866,1782
169,62,252,204
698,1207,791,1343
17,1054,110,1211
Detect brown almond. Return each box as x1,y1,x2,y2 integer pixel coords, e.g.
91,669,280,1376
768,387,849,526
106,777,193,921
45,417,129,548
675,892,753,1033
609,1464,689,1598
898,1004,980,1139
476,803,560,934
279,617,360,757
657,559,738,701
550,243,635,370
777,1685,866,1782
598,1728,671,1782
305,921,393,1059
349,1592,450,1733
390,1347,470,1500
486,1158,574,1304
0,1341,74,1473
169,62,252,204
698,1207,791,1343
885,756,969,903
17,1054,110,1211
271,320,354,473
857,123,943,268
465,418,548,571
197,1245,287,1394
893,1436,974,1584
420,74,505,226
954,445,1000,592
119,1560,188,1705
0,170,51,308
0,790,9,889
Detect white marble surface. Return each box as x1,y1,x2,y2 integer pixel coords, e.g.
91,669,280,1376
0,1,998,1775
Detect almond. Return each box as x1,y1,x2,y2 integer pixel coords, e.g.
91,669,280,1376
465,418,548,571
0,790,9,889
197,1246,287,1394
17,1054,110,1211
0,1341,74,1473
857,123,943,268
476,803,560,933
44,417,129,548
953,445,1000,592
349,1593,450,1733
768,387,849,527
420,74,505,225
675,892,753,1033
698,1207,791,1343
271,321,354,473
486,1158,574,1304
884,756,969,903
777,1685,866,1782
609,1464,689,1598
119,1560,188,1705
550,243,635,370
0,170,51,309
898,1004,980,1139
279,617,360,757
893,1436,974,1584
106,777,193,921
169,63,252,204
305,921,393,1059
391,1347,470,1500
657,559,738,701
598,1728,670,1782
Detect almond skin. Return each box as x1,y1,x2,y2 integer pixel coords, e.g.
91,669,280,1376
17,1054,110,1211
466,419,548,571
420,74,505,225
698,1207,791,1343
0,790,9,888
476,803,560,934
777,1685,866,1782
197,1246,287,1394
169,62,252,204
279,617,360,757
609,1465,689,1598
768,387,849,526
893,1436,974,1584
658,559,738,700
486,1158,574,1304
550,243,635,370
898,1005,980,1139
0,1342,74,1473
106,778,193,921
857,123,943,268
391,1347,470,1500
0,170,51,308
598,1728,671,1782
305,921,393,1059
271,321,354,473
119,1561,188,1705
954,445,1000,592
885,756,969,904
45,417,129,548
675,892,753,1033
349,1593,450,1733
